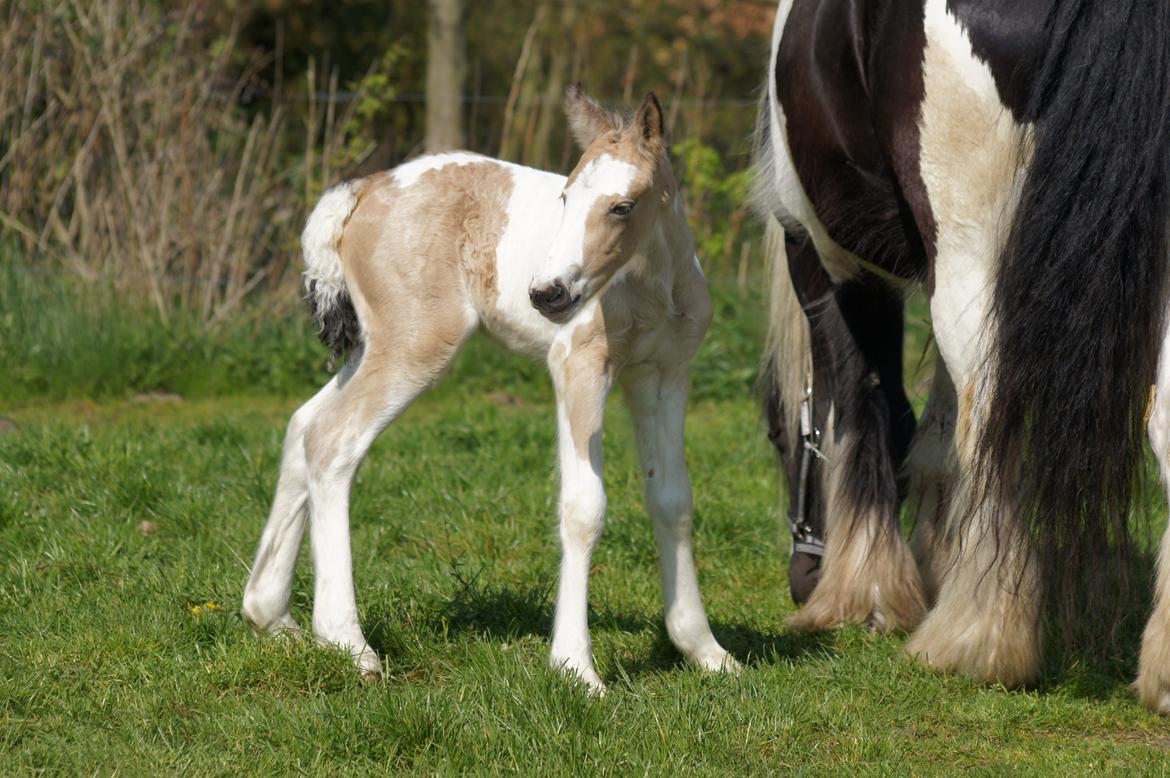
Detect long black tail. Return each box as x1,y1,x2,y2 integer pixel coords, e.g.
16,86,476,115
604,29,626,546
979,0,1170,624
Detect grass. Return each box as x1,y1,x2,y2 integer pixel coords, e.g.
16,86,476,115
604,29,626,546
2,371,1170,771
3,266,1170,772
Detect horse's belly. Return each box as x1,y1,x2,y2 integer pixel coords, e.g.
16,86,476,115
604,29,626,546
765,0,929,282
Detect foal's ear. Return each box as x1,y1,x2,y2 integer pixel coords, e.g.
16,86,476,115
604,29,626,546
565,83,622,149
634,92,666,153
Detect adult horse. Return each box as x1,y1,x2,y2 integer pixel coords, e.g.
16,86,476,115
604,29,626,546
755,0,1170,711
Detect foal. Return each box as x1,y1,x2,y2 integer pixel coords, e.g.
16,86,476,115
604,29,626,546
241,87,737,692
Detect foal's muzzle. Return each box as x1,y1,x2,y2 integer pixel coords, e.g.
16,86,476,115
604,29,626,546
529,280,580,321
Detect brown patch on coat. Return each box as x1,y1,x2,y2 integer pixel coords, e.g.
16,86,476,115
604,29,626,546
341,159,513,347
549,327,614,461
303,158,514,470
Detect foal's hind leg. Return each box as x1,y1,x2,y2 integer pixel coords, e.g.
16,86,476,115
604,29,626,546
1136,331,1170,714
623,365,737,673
242,364,355,635
302,326,474,677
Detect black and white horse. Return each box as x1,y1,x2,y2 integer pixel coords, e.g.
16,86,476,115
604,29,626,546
756,0,1170,712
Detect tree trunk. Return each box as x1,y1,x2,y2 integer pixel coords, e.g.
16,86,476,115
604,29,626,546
425,0,466,152
531,0,576,170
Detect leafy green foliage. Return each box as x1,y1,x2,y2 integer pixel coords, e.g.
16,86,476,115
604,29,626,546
673,137,759,267
0,246,766,406
0,249,324,404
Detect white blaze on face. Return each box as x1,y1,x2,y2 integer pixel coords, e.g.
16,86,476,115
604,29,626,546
533,153,639,298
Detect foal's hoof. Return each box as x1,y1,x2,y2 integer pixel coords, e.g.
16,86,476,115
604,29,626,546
550,655,607,696
566,667,607,697
241,608,302,638
695,649,742,675
354,648,383,679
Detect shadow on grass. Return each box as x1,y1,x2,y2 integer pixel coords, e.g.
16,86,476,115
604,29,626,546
609,621,836,682
1038,604,1151,702
1033,548,1157,703
359,550,1160,702
361,575,835,679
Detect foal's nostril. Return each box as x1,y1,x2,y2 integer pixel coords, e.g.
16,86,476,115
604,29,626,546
547,282,568,307
530,281,571,314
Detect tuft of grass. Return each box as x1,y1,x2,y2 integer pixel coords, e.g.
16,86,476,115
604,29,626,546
0,246,768,407
0,253,326,404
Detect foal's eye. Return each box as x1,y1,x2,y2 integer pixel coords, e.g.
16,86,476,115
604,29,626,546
609,201,635,218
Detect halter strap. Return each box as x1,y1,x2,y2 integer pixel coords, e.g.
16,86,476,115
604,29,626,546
790,358,826,559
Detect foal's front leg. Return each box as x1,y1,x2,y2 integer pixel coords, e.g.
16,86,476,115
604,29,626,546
547,345,611,693
623,364,738,673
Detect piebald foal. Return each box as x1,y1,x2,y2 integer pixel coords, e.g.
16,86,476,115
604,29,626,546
241,87,737,692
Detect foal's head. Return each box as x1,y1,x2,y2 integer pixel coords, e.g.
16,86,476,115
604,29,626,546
529,85,675,323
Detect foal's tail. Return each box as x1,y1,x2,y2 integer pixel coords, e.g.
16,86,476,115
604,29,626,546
302,182,363,369
980,1,1170,620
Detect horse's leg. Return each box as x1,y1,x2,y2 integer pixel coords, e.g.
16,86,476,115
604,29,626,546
784,238,926,633
622,364,738,673
1136,329,1170,714
242,361,357,635
906,355,958,605
904,267,1042,688
761,224,825,605
302,325,473,677
546,343,611,693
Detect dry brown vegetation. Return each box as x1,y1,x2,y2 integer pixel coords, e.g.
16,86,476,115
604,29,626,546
0,0,360,326
0,0,773,329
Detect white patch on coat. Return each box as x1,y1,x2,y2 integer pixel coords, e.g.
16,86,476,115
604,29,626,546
919,0,1031,375
1138,315,1170,714
485,163,571,357
302,182,359,311
391,152,487,188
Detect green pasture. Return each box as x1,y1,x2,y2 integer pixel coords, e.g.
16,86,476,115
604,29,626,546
2,268,1170,774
